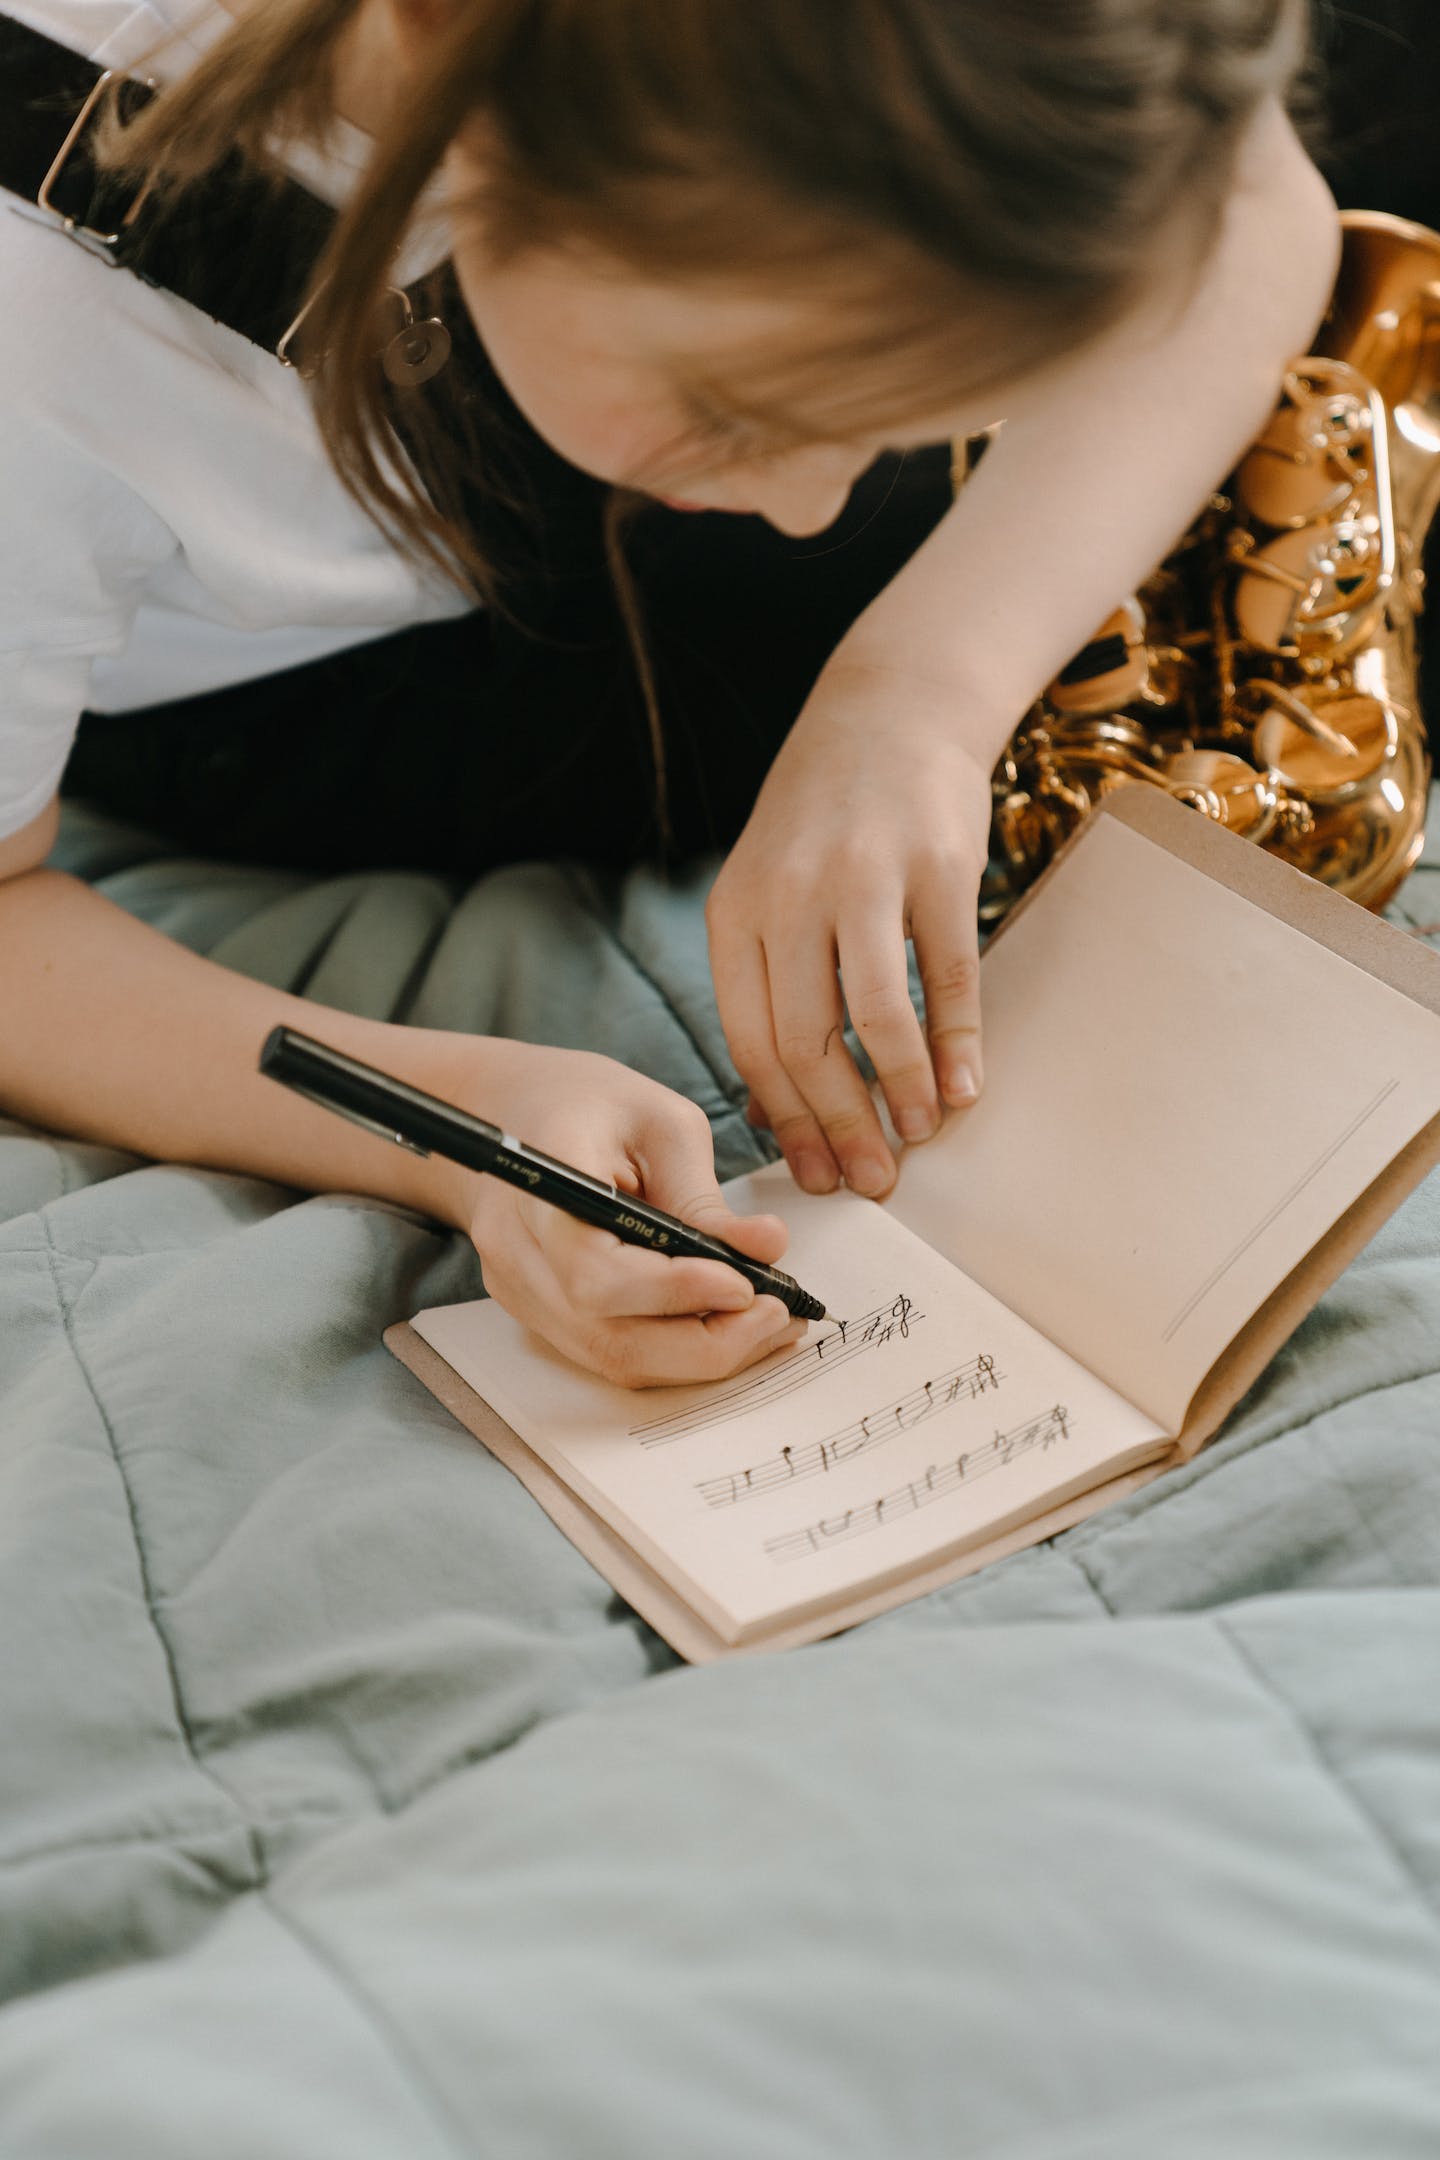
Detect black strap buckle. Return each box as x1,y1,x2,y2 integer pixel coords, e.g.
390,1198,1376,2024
33,69,153,262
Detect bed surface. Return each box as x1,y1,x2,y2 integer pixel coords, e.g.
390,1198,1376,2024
1,802,1437,2155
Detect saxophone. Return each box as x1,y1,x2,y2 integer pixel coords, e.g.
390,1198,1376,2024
979,211,1440,924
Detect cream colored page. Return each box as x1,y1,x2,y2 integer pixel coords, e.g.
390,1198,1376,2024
412,1176,1166,1643
886,817,1440,1432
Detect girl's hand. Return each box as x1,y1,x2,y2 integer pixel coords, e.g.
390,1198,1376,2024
422,1041,806,1387
706,658,995,1199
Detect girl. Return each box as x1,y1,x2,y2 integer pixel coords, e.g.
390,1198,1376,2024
0,0,1337,1385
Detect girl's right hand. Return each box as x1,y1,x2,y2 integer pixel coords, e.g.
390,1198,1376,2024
421,1040,808,1388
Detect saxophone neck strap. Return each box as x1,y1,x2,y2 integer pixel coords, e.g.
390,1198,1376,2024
0,9,342,359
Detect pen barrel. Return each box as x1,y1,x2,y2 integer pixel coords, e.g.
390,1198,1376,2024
563,1191,825,1323
494,1169,824,1321
260,1028,826,1322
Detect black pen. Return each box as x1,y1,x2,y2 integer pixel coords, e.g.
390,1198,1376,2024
259,1027,828,1323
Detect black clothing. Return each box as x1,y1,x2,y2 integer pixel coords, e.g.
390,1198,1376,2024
64,289,953,872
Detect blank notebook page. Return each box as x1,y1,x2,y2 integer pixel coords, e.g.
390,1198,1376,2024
885,815,1440,1432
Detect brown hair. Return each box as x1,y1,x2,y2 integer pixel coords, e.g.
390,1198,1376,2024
104,0,1312,593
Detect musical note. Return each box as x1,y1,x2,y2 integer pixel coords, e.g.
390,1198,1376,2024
694,1352,1005,1508
856,1293,914,1351
763,1403,1070,1563
631,1293,925,1445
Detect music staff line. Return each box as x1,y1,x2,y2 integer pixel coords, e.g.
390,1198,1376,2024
696,1353,1002,1509
629,1293,921,1446
763,1403,1071,1564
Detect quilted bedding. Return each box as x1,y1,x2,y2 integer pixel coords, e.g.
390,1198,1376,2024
1,801,1437,2157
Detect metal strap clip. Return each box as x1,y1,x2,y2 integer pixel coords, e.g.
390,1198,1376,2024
277,283,326,373
35,71,152,262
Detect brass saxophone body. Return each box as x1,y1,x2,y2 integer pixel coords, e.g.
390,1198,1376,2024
981,211,1440,924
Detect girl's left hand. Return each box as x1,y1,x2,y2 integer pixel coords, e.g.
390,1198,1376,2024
705,658,996,1201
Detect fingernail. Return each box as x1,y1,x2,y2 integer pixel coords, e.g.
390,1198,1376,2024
896,1104,941,1143
846,1154,894,1198
793,1151,840,1195
942,1065,980,1107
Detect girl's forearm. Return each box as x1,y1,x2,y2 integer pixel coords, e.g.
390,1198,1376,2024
836,101,1342,754
0,867,475,1226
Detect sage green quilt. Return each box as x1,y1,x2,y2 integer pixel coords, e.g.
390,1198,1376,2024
1,802,1437,2156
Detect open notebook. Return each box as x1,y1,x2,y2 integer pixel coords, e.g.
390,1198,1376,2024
387,789,1440,1659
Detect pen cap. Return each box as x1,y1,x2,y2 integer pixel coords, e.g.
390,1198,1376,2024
258,1027,508,1161
260,1027,387,1111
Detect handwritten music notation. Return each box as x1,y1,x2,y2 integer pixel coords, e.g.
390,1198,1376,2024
695,1353,1001,1509
629,1294,922,1447
762,1403,1071,1564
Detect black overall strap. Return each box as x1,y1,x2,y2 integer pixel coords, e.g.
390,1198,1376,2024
0,8,615,606
0,9,337,355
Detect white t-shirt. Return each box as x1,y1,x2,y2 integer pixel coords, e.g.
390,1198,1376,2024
0,0,471,840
